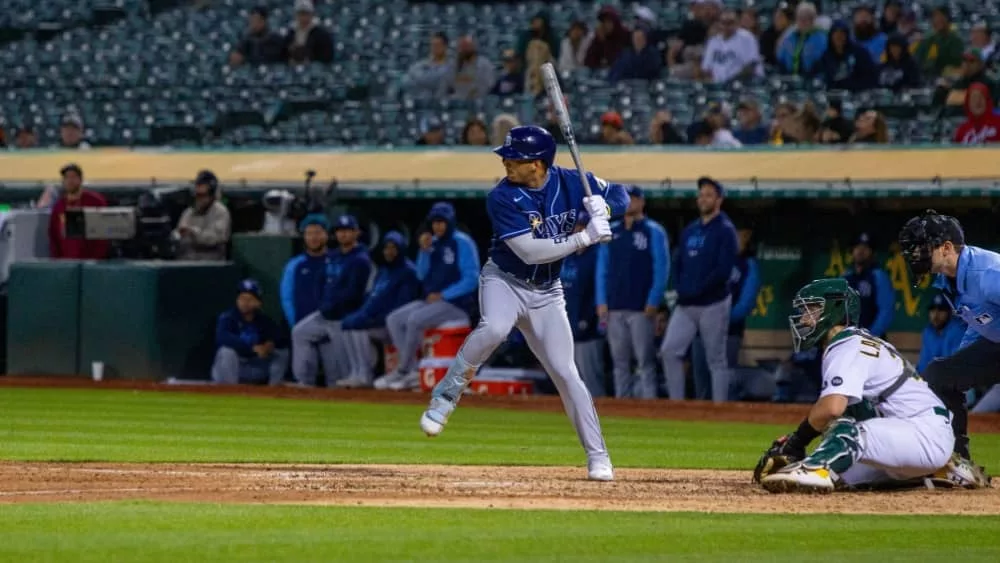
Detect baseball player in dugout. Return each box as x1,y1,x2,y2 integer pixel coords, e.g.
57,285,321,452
843,232,895,339
47,163,110,260
291,215,372,387
339,231,421,389
660,177,738,402
376,202,480,391
753,278,990,493
900,209,1000,471
560,216,606,398
173,170,232,261
595,185,669,399
212,279,289,386
418,125,629,481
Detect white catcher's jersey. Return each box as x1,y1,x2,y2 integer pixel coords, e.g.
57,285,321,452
820,328,946,419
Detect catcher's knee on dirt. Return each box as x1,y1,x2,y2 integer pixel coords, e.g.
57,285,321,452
802,417,863,475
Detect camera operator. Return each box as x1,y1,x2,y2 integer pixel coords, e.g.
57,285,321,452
173,170,232,261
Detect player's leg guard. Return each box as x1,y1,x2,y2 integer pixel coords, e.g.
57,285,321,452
420,352,478,436
761,418,861,494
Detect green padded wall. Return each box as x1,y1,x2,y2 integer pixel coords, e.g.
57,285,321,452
230,234,297,325
78,261,241,380
6,260,84,375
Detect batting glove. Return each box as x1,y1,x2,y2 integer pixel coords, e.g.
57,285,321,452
583,195,609,219
583,214,612,245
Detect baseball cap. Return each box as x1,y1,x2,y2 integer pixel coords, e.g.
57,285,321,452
250,6,269,18
61,113,83,129
737,99,760,112
334,214,359,230
298,212,329,232
963,47,984,62
294,0,314,14
929,293,951,311
600,111,623,129
238,279,262,300
853,232,874,248
697,176,725,197
627,185,645,199
501,49,517,62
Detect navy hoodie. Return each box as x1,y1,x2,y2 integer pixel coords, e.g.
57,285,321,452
673,212,739,306
820,20,877,92
595,217,670,311
280,251,329,327
877,34,921,91
341,232,421,330
608,42,662,82
561,245,600,342
418,202,480,313
319,243,373,321
216,307,287,358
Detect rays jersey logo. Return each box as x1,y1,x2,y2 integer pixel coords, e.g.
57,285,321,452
527,209,578,239
443,247,456,265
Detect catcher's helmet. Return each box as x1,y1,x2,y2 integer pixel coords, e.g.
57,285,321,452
789,278,861,353
493,125,556,167
898,209,964,280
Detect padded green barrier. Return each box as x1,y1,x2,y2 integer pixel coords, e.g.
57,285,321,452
230,234,298,325
78,261,241,380
6,260,84,375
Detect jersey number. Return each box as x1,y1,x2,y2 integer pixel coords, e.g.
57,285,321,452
859,337,923,382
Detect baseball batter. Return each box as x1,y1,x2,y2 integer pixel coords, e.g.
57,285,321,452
418,125,628,481
754,278,989,492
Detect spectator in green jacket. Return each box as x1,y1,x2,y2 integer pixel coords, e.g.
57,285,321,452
914,6,964,78
934,48,1000,107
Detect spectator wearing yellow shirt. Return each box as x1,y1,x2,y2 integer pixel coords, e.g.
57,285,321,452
914,6,964,78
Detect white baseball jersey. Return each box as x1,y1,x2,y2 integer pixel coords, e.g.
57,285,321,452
701,29,763,84
821,328,945,419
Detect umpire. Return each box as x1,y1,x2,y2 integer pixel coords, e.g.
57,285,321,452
899,209,1000,463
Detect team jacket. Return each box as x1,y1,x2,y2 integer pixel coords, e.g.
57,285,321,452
729,255,761,337
417,206,480,313
844,265,896,337
342,254,421,330
934,245,1000,347
280,252,329,327
487,166,629,285
561,246,601,342
595,217,669,311
319,244,373,321
673,212,739,307
916,317,966,373
215,307,287,358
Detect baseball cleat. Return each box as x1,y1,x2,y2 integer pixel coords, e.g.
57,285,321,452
587,458,614,482
927,453,992,489
374,372,405,390
761,464,836,494
420,397,455,437
388,371,420,391
335,376,373,389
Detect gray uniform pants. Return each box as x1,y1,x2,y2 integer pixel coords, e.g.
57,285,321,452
660,295,732,402
385,300,469,374
291,312,347,386
606,310,658,399
341,328,389,382
574,339,606,398
211,347,289,385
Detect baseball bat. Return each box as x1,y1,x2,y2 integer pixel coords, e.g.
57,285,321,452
540,62,592,196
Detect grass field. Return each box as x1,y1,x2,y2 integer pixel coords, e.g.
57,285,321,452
1,386,999,562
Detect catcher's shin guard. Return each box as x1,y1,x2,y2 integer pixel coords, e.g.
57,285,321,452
802,417,862,475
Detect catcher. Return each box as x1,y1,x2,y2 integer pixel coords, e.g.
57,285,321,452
753,278,990,492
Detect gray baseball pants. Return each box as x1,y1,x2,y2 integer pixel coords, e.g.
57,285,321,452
606,310,658,399
384,300,469,374
211,347,290,385
660,295,732,402
574,338,607,398
291,311,347,386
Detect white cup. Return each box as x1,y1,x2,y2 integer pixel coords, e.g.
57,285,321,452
92,361,105,382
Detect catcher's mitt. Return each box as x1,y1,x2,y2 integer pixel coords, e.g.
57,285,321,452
752,434,807,483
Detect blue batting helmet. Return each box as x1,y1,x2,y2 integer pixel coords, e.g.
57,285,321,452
493,125,556,167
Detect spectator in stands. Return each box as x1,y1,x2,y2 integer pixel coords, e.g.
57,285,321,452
516,10,560,66
280,214,330,332
777,2,827,77
769,102,797,144
759,3,794,68
584,5,630,69
701,9,763,84
879,1,902,35
849,109,888,143
558,21,592,73
596,186,668,399
633,5,665,46
561,218,605,398
211,279,289,386
48,163,109,260
970,23,997,63
844,232,895,339
444,36,495,100
771,101,821,145
460,119,489,146
229,6,284,66
596,111,635,145
878,34,922,91
338,231,421,388
689,120,714,145
734,100,769,145
896,9,922,52
285,0,333,65
649,110,686,144
403,32,451,98
677,0,722,50
916,293,965,374
704,102,742,148
952,83,1000,145
935,48,1000,108
14,125,37,149
173,170,232,260
691,226,760,400
739,7,761,39
820,20,877,92
378,202,479,391
58,113,91,149
491,113,520,145
915,6,963,79
609,23,662,82
661,177,738,402
292,214,372,387
491,49,524,97
816,100,854,144
851,6,887,64
416,117,445,146
524,38,555,97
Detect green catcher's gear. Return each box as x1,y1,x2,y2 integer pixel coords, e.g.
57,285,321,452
789,278,861,353
801,417,863,476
